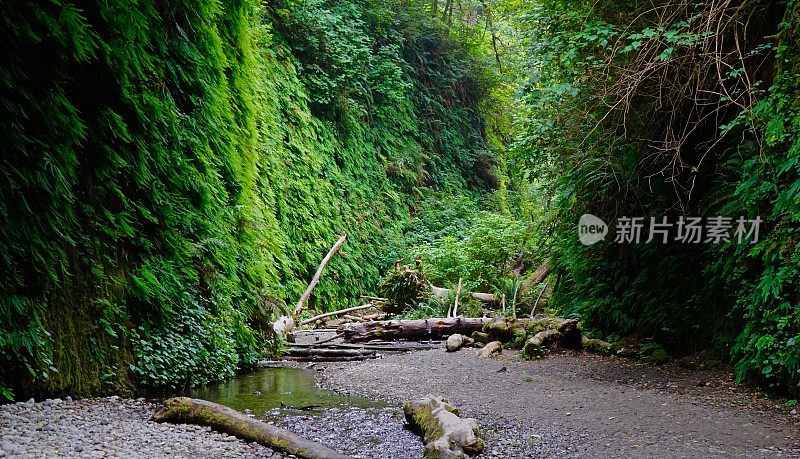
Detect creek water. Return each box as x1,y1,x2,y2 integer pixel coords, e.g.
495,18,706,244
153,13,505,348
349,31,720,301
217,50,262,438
188,366,385,417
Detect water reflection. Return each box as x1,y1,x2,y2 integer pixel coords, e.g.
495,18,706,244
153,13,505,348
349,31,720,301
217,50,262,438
188,367,384,417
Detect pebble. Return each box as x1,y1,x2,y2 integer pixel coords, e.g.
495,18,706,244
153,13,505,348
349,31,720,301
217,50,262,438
0,398,282,458
274,406,421,458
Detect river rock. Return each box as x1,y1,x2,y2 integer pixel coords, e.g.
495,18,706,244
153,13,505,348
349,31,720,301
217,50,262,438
446,334,475,352
476,341,502,358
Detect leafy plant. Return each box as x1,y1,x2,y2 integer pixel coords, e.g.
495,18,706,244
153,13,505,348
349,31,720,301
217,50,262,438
0,0,503,397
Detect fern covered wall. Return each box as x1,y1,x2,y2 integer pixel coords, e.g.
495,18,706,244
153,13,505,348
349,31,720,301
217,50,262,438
0,0,496,398
509,0,799,393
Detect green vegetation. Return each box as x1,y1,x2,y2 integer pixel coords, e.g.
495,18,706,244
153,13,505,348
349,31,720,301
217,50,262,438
508,0,800,394
0,0,503,398
1,0,798,399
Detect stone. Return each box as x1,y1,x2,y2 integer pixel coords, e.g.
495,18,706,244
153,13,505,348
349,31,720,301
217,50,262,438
445,334,475,352
476,341,502,358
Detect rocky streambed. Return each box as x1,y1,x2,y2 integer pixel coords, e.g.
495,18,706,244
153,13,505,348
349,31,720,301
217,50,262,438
3,350,800,458
0,365,423,459
0,397,278,458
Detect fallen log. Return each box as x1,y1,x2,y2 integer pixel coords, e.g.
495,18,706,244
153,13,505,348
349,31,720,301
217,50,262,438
281,355,377,362
431,286,497,304
530,263,550,284
288,342,440,351
299,304,374,326
152,397,351,459
341,314,366,322
403,395,484,458
294,234,347,316
338,317,494,343
285,347,377,360
273,235,347,335
361,312,387,321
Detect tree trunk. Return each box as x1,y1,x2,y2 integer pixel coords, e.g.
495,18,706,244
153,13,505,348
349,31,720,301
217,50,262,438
431,286,498,304
152,397,351,459
338,317,493,342
299,304,374,326
403,395,484,458
285,347,378,360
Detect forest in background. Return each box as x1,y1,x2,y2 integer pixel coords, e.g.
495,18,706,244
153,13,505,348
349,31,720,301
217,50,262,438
1,0,798,399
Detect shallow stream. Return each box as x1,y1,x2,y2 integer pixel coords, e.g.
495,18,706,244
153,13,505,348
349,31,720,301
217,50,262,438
188,366,385,418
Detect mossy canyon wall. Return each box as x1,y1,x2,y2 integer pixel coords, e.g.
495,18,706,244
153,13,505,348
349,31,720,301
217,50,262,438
0,0,496,398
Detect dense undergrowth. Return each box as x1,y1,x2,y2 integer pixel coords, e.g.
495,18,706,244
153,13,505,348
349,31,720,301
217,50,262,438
0,0,502,398
510,0,800,394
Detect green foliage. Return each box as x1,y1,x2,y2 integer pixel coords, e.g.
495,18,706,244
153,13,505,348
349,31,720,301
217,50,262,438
379,265,433,313
415,211,532,292
511,0,799,393
0,0,499,398
406,192,482,245
400,297,450,320
130,305,259,389
729,7,800,392
639,342,670,365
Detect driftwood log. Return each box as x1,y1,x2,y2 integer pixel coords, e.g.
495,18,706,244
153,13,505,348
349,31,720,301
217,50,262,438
403,395,484,458
152,397,351,459
338,317,494,343
289,341,439,352
294,234,347,316
431,286,497,304
273,234,347,335
284,347,377,361
299,304,374,326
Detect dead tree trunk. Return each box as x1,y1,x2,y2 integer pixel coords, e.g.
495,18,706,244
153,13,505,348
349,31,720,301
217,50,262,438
152,397,351,459
403,395,484,458
338,317,493,342
431,286,498,304
285,347,378,361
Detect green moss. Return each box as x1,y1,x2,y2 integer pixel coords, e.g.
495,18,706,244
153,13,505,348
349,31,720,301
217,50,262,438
0,0,498,397
471,331,490,343
403,401,445,443
522,330,561,358
483,318,514,342
581,337,622,355
508,328,529,350
523,318,562,335
639,342,670,365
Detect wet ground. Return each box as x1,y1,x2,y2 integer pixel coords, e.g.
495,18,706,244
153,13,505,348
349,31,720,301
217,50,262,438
188,365,422,458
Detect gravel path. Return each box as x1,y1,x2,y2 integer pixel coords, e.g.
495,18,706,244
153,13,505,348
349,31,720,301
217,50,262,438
3,349,800,458
0,397,280,458
0,396,421,459
318,349,800,458
275,407,422,458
